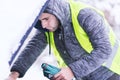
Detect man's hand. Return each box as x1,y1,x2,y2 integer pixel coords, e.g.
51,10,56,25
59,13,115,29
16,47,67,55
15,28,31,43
52,67,74,80
5,71,19,80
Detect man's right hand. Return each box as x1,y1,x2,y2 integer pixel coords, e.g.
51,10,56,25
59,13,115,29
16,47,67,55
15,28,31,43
5,71,19,80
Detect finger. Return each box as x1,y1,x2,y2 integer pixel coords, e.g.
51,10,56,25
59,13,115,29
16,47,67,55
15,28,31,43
52,73,64,80
54,72,61,78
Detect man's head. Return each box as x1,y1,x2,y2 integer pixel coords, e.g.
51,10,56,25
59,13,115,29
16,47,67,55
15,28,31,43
35,0,70,32
39,13,59,32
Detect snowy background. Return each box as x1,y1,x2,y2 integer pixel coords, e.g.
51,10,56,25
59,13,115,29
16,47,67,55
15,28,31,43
0,0,120,80
0,0,57,79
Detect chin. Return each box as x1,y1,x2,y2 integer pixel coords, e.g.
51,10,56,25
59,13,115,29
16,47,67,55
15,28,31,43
49,29,56,32
49,30,54,32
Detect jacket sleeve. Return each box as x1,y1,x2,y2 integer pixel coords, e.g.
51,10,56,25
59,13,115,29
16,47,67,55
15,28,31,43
68,8,112,79
10,30,48,78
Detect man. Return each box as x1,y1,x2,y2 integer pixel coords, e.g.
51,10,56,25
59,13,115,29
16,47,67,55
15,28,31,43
7,0,120,80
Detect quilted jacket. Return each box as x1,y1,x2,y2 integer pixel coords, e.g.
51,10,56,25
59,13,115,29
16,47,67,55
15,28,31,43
11,0,114,80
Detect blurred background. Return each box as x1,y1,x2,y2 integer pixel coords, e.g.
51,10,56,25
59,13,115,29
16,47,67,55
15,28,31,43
0,0,120,80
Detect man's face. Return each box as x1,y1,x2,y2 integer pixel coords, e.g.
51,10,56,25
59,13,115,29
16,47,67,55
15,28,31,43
39,13,59,32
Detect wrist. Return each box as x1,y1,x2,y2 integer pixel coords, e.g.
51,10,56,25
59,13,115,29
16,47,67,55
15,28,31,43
9,71,19,79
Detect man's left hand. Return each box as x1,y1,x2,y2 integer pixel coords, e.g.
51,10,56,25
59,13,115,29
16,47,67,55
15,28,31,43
52,67,74,80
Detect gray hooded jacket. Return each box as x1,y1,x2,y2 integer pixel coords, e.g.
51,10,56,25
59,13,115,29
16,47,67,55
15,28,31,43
11,0,114,80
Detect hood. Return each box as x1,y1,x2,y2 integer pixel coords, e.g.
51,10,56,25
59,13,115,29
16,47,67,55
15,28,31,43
35,0,71,31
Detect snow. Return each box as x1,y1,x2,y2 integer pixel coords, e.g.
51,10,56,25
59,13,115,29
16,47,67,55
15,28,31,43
0,0,57,79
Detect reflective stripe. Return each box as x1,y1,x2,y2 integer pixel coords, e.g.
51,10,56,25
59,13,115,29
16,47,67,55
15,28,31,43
107,22,116,46
104,40,119,68
110,42,120,75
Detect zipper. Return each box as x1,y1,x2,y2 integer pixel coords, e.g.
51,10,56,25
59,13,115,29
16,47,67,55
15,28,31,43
61,27,73,59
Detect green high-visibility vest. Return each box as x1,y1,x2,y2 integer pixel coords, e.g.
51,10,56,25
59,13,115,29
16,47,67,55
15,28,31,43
46,0,120,75
69,0,120,75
